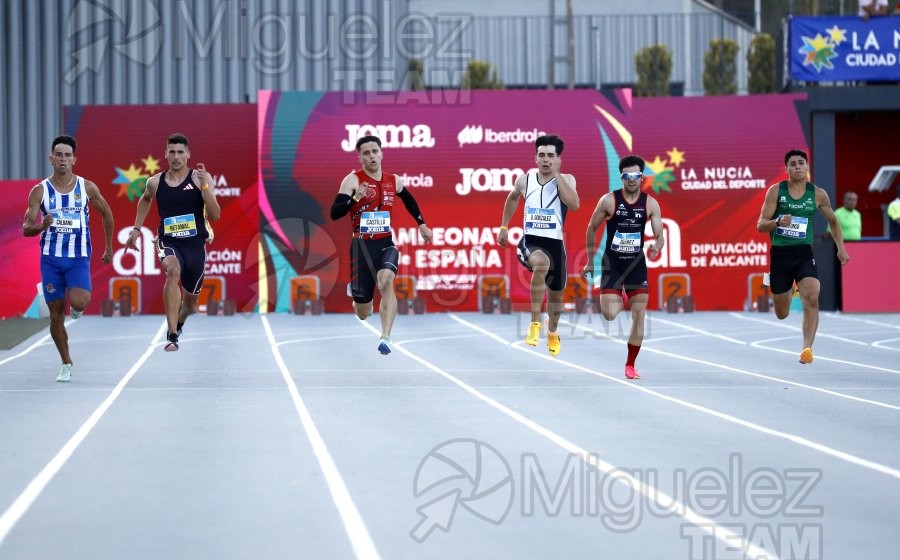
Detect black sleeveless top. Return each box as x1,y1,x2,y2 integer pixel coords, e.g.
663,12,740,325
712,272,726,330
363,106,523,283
156,170,208,242
604,190,648,258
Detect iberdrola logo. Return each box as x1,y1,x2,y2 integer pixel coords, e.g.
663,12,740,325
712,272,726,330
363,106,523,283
642,147,686,195
797,25,846,72
112,155,161,202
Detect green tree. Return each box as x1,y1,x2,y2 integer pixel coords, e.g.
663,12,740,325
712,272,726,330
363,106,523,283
634,45,673,97
461,60,504,90
703,39,740,95
747,33,775,94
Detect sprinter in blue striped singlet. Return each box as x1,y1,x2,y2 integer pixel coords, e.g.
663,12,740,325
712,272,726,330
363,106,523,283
497,135,580,356
22,135,114,382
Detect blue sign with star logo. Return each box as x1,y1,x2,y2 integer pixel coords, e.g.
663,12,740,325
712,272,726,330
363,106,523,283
789,15,900,82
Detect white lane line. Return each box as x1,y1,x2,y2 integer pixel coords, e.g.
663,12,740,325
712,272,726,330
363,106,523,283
729,313,869,346
363,321,778,560
0,322,71,366
872,338,900,351
748,337,900,375
567,323,900,410
650,317,747,344
822,312,900,330
261,316,380,560
622,322,900,408
449,314,900,481
0,321,167,546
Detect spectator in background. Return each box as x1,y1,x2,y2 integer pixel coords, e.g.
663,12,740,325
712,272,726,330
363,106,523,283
859,0,889,19
828,191,862,241
888,184,900,240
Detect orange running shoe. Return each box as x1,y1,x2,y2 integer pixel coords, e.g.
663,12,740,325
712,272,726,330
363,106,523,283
799,347,813,364
625,366,641,380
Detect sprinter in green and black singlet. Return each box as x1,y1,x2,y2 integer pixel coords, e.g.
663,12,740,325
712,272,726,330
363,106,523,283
757,149,850,365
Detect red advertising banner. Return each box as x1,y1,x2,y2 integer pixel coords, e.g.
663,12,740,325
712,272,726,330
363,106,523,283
842,241,900,312
63,104,259,314
259,90,808,312
0,180,44,318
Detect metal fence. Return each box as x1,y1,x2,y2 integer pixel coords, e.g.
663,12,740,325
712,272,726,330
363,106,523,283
1,1,755,179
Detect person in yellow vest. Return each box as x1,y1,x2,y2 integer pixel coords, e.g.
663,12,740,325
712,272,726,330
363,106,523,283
757,150,850,364
827,191,861,241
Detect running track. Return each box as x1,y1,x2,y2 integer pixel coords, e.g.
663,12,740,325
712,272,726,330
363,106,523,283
1,310,898,560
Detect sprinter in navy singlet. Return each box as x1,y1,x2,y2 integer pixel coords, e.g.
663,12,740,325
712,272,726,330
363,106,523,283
125,133,221,352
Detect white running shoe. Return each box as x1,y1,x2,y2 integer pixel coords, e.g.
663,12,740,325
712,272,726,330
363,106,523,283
57,363,73,382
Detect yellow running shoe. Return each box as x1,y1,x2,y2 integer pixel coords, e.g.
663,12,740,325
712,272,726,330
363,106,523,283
547,333,561,356
525,321,541,346
799,347,813,364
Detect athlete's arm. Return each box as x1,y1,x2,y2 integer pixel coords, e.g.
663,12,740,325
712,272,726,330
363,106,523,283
194,164,221,221
552,158,579,210
22,184,52,237
817,187,850,265
497,174,526,247
125,174,158,250
646,195,665,259
85,180,115,264
582,193,613,278
757,185,783,232
331,173,365,220
396,179,432,243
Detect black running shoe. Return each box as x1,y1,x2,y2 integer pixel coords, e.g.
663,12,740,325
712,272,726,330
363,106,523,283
165,331,179,352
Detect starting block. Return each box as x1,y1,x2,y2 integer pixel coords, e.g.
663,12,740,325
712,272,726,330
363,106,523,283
564,274,592,314
478,275,511,314
199,276,226,314
747,273,771,312
106,277,141,316
290,276,324,316
207,299,239,316
395,275,426,315
659,273,691,312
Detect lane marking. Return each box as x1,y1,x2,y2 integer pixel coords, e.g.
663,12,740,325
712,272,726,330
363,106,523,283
650,316,748,344
747,337,900,375
729,313,868,346
261,316,380,560
359,320,778,560
0,321,167,546
449,314,900,480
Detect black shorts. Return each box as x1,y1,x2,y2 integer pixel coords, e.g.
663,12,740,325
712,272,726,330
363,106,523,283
517,235,567,292
350,236,399,303
598,251,649,297
156,236,207,295
770,244,818,294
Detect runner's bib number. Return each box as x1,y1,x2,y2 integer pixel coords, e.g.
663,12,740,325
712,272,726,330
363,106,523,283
360,211,391,234
51,212,81,233
525,207,557,230
775,216,808,238
163,214,198,238
611,230,641,253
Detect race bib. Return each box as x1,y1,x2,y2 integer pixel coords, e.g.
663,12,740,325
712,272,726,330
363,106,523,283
163,214,198,237
525,207,557,230
360,211,391,234
611,230,641,253
52,212,81,233
775,216,808,238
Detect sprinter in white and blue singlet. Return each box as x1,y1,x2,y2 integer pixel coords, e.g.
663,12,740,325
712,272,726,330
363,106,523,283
583,155,665,380
497,135,580,356
331,135,433,355
22,135,115,382
757,149,849,365
125,133,221,352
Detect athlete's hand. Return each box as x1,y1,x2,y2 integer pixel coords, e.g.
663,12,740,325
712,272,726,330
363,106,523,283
837,247,850,265
647,243,662,260
40,214,54,231
101,247,113,264
497,227,509,247
549,157,562,177
196,163,210,188
354,183,368,201
778,214,793,227
581,263,594,279
125,228,141,251
419,223,433,243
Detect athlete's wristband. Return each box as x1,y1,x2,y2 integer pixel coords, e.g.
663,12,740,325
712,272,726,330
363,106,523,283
200,184,210,191
499,225,508,230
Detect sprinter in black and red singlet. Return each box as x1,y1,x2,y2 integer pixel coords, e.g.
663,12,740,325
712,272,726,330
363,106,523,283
331,135,433,355
582,155,665,380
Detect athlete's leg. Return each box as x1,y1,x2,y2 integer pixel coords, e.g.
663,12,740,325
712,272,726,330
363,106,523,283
68,287,91,316
797,276,821,349
772,290,792,320
47,298,71,365
376,268,397,339
527,250,550,323
161,254,183,335
546,288,564,333
600,293,624,321
181,290,200,321
353,300,374,320
627,293,649,346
